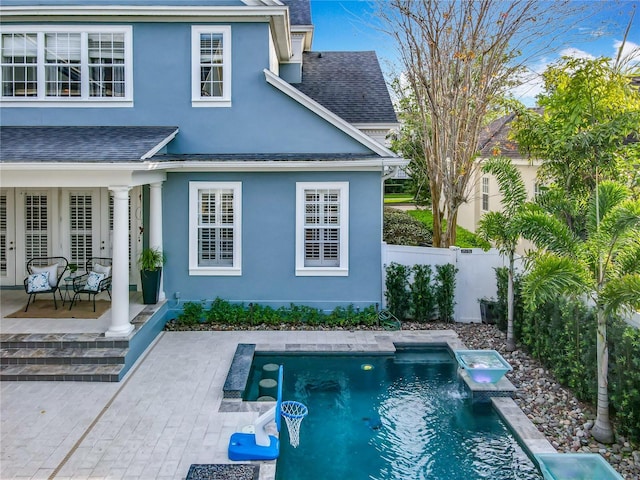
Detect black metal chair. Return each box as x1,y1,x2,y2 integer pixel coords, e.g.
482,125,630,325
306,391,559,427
23,257,69,312
69,257,113,312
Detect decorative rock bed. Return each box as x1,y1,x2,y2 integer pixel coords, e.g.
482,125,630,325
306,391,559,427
185,464,259,480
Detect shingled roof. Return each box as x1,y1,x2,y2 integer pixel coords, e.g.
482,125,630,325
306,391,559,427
296,51,398,125
281,0,311,26
0,126,178,162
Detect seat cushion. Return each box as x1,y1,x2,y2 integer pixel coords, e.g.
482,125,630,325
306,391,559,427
31,263,59,288
85,271,105,292
93,263,111,277
26,272,51,293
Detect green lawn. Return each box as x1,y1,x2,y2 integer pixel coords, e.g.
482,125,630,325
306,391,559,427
384,193,414,204
407,209,490,249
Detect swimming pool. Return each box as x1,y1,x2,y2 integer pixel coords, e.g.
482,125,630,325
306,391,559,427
245,348,543,480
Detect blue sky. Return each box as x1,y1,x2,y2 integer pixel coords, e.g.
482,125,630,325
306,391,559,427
309,0,640,106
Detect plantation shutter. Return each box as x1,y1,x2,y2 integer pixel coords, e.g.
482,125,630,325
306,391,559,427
69,193,93,266
303,189,340,267
24,192,49,259
0,193,6,277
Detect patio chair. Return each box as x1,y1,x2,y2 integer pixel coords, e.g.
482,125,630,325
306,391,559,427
23,257,69,312
69,257,113,312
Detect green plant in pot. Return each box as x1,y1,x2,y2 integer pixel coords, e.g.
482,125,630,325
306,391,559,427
138,247,166,304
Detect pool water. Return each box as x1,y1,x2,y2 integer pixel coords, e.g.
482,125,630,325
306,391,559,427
246,349,543,480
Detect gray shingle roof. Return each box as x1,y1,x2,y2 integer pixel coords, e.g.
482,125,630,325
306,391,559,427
0,126,178,162
296,51,398,124
281,0,311,25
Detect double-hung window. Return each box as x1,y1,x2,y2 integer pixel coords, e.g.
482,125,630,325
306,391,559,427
191,26,231,107
296,182,349,276
189,182,241,276
1,26,132,105
481,177,489,211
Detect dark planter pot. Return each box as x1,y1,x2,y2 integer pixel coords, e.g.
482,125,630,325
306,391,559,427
140,269,162,304
479,299,498,324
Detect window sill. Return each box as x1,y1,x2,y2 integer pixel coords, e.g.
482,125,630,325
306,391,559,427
191,98,232,108
189,267,241,276
0,99,133,108
296,268,349,277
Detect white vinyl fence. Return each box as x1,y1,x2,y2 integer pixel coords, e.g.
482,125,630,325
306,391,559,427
382,243,524,323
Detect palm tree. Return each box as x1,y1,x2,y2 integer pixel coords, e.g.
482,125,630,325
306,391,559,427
518,181,640,444
477,156,528,351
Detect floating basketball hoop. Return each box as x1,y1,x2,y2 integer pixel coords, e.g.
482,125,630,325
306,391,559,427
280,400,308,448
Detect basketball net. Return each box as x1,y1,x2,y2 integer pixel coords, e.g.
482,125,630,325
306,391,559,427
280,400,308,448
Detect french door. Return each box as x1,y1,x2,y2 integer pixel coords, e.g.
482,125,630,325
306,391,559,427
0,187,141,285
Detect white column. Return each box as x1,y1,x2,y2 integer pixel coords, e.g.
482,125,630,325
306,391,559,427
106,186,134,338
149,182,165,301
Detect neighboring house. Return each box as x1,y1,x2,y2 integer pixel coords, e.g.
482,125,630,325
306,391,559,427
457,113,540,254
0,0,402,336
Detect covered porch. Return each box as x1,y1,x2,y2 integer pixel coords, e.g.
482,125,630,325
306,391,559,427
0,126,178,339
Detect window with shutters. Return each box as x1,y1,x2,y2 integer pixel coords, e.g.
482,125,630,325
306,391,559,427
0,194,6,276
69,193,93,267
24,193,49,259
1,26,132,104
191,26,231,107
482,177,489,211
296,182,349,276
189,182,241,275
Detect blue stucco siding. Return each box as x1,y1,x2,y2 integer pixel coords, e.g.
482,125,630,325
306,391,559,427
162,170,383,310
2,21,372,155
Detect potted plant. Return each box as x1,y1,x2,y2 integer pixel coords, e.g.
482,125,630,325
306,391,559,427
478,297,498,324
138,247,166,304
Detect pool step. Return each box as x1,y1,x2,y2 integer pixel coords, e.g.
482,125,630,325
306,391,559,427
0,333,129,382
393,351,454,364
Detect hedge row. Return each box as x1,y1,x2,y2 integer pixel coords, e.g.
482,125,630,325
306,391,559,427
494,268,640,442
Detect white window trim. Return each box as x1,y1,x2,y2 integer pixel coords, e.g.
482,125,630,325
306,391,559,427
0,25,133,107
191,25,231,108
295,182,349,277
481,177,489,212
188,181,241,276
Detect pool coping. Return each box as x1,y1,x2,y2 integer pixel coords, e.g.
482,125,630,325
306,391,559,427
219,331,555,480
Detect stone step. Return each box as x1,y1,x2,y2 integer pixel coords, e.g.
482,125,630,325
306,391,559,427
0,333,129,349
0,363,123,382
0,347,128,365
0,332,130,382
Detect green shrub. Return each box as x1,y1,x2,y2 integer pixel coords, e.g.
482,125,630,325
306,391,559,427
384,262,412,320
520,296,640,442
176,301,206,326
383,207,432,246
435,263,457,322
410,264,435,322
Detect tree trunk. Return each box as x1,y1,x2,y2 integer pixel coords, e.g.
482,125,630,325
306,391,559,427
506,254,516,352
430,179,444,248
591,308,614,443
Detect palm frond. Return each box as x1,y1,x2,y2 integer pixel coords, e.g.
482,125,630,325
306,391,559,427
615,235,640,277
587,181,631,233
522,254,590,310
600,274,640,316
600,199,640,242
516,207,579,257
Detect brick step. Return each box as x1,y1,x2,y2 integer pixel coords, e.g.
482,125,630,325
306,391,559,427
0,363,124,382
0,347,128,365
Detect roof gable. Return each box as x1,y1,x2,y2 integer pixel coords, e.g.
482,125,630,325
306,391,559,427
296,51,398,125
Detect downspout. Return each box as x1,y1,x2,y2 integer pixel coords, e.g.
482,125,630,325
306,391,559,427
380,165,400,310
